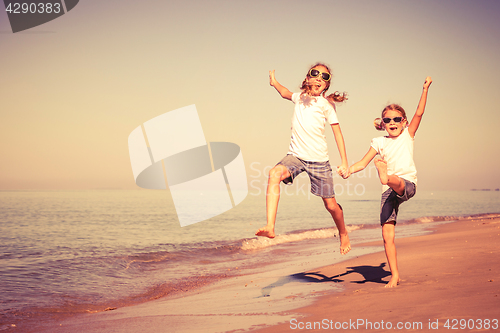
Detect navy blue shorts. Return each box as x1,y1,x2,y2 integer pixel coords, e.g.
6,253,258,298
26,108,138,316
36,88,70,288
380,179,416,225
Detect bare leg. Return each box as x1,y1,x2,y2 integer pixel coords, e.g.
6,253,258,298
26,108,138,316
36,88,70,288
374,158,405,196
255,165,291,238
382,222,400,287
323,197,351,255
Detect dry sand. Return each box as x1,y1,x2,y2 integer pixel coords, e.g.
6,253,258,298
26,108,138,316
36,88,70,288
34,217,499,333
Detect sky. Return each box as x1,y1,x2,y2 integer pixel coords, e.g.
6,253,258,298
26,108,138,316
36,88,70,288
1,0,499,192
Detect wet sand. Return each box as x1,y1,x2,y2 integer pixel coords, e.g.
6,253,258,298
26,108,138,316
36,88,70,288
33,217,499,333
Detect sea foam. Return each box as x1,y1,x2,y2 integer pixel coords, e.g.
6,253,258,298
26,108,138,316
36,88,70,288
241,225,360,251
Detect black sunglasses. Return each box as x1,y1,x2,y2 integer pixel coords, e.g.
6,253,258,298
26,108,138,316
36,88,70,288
308,69,331,82
382,117,404,124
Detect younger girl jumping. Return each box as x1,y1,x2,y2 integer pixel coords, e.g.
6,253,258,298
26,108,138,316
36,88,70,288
348,77,432,287
255,63,351,255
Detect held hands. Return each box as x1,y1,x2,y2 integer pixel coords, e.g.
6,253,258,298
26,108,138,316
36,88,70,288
423,76,432,89
337,164,350,179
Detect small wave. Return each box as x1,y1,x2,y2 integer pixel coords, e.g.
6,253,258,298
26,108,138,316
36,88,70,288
0,324,17,331
408,213,500,224
410,216,459,223
241,225,360,251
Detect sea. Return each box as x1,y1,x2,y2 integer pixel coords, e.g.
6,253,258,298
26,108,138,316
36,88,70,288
1,188,499,331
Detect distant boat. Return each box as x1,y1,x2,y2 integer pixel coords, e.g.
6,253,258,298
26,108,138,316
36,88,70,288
470,189,499,191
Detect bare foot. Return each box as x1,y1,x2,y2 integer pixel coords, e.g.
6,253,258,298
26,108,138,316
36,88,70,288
340,233,351,255
385,276,400,288
255,226,275,238
374,158,389,185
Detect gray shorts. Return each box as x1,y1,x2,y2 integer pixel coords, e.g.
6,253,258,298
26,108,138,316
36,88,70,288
380,179,416,225
277,154,335,198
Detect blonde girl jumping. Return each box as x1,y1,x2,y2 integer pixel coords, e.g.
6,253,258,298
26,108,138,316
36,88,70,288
348,77,432,287
255,63,351,255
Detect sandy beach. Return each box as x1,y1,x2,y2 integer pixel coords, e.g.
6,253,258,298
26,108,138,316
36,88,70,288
255,217,500,332
32,216,499,333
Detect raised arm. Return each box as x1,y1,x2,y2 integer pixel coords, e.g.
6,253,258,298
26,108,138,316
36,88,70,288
331,123,349,178
269,70,293,100
348,147,378,175
408,76,432,138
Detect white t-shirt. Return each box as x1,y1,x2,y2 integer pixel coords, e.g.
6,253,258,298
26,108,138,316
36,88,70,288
287,92,339,162
370,127,417,192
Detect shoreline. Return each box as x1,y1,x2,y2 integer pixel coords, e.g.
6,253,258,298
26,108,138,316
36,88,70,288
28,215,500,333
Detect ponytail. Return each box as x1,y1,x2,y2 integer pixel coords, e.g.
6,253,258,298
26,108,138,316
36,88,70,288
326,91,348,105
374,118,385,131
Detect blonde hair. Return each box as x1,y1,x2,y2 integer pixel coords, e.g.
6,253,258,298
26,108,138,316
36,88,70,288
374,104,407,131
299,63,348,106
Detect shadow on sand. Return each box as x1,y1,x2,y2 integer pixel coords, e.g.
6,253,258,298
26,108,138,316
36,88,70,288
260,263,390,297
